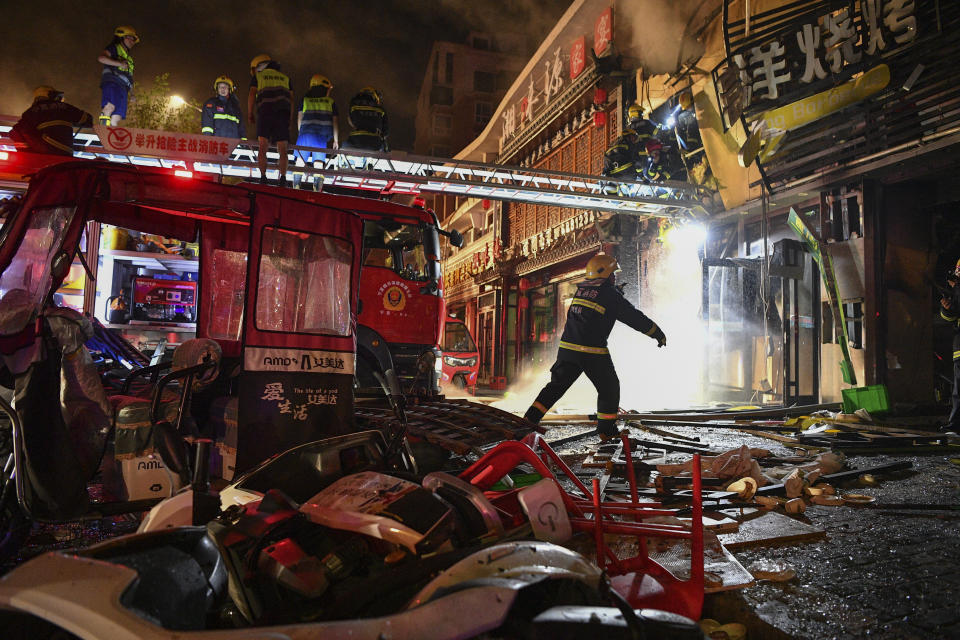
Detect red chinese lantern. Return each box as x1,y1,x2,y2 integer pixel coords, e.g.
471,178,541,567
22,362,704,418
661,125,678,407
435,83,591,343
593,87,607,105
594,111,607,128
482,199,491,209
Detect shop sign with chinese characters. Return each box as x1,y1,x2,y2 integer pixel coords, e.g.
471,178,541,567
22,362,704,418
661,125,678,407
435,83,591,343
446,239,503,287
94,125,240,162
499,7,612,151
722,0,922,120
519,210,598,258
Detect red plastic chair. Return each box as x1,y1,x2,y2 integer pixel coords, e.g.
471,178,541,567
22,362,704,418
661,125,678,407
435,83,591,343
459,433,704,620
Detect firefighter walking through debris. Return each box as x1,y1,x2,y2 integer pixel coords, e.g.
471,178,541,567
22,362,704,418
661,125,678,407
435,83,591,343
524,253,666,439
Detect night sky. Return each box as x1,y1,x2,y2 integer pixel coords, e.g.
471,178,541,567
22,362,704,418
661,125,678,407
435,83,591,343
1,0,570,150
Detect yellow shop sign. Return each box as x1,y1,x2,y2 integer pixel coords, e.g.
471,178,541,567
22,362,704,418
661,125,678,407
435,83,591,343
743,64,891,165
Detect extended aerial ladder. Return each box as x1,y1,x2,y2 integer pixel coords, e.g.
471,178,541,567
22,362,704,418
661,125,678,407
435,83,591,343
0,119,713,219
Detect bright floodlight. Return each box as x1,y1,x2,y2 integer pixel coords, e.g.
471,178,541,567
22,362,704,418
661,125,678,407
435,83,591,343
169,95,186,108
667,222,707,250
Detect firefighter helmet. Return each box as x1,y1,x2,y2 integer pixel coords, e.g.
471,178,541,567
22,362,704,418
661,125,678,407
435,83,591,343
360,86,382,104
626,103,645,122
645,138,664,153
310,74,332,89
250,54,272,74
33,86,63,102
114,26,140,43
585,254,620,280
678,91,693,111
213,76,235,93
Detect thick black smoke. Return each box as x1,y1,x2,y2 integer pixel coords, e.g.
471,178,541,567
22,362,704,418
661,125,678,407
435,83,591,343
1,0,568,150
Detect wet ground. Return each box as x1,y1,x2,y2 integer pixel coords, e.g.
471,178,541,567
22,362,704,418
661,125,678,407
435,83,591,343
544,420,960,640
4,419,959,639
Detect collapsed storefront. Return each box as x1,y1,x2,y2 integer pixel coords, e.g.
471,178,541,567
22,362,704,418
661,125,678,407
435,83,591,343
442,0,960,411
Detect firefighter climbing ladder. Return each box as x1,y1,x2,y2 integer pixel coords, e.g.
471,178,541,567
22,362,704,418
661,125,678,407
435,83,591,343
0,120,713,219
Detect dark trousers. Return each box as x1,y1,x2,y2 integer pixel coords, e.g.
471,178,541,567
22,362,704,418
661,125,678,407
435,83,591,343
525,350,620,435
949,358,960,427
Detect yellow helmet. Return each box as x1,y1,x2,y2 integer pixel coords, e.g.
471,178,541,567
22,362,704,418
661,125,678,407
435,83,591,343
585,253,620,280
114,26,139,43
250,54,272,74
678,91,693,111
360,86,382,104
310,74,332,89
955,257,960,277
627,103,645,122
213,75,235,92
33,85,62,102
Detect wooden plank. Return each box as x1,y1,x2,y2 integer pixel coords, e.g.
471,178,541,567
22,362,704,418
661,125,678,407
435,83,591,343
717,511,826,549
704,544,755,592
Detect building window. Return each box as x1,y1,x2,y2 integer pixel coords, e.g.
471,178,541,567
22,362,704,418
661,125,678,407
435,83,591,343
432,113,452,135
432,52,439,83
445,52,454,83
430,85,454,106
473,37,489,50
474,71,495,93
475,102,492,126
430,145,451,158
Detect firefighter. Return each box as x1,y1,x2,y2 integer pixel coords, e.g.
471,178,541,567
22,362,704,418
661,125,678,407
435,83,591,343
344,86,388,152
939,258,960,434
294,74,339,191
602,127,644,184
10,86,93,156
642,138,673,183
248,54,293,185
201,76,244,138
674,91,705,183
97,26,139,127
524,253,667,440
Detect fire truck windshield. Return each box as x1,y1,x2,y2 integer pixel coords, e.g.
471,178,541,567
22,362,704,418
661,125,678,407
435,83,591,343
362,221,436,282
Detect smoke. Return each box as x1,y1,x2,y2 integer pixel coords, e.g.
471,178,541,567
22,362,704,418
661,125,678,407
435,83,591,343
497,223,708,416
0,1,568,150
617,0,707,76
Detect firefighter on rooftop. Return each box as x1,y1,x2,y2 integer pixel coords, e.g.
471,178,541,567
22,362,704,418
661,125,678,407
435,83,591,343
201,76,244,138
524,253,667,440
10,86,93,155
248,54,293,185
97,26,139,127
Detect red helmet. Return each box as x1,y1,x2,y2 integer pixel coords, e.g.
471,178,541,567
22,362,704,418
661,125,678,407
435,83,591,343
645,139,663,153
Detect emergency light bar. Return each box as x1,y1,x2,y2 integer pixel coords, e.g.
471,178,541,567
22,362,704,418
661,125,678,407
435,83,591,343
0,122,713,219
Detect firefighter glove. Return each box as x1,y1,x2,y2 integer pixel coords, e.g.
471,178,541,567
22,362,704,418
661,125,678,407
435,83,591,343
657,333,667,348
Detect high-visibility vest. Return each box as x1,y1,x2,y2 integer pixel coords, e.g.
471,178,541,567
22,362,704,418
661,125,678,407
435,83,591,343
255,68,291,107
301,93,335,128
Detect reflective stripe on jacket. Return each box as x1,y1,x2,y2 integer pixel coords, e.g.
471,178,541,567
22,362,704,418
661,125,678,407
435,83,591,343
301,91,335,128
558,278,664,353
101,43,134,87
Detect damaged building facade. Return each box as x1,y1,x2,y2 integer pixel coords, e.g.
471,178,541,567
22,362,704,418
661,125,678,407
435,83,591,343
438,0,960,409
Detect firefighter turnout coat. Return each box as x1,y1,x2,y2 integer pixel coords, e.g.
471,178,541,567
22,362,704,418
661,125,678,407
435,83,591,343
201,94,244,138
559,278,665,355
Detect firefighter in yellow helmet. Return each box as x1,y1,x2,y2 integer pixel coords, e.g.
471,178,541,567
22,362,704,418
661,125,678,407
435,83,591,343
248,54,293,185
97,26,139,126
344,86,388,152
201,76,244,138
293,74,339,190
524,253,666,440
939,257,960,434
10,86,93,155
